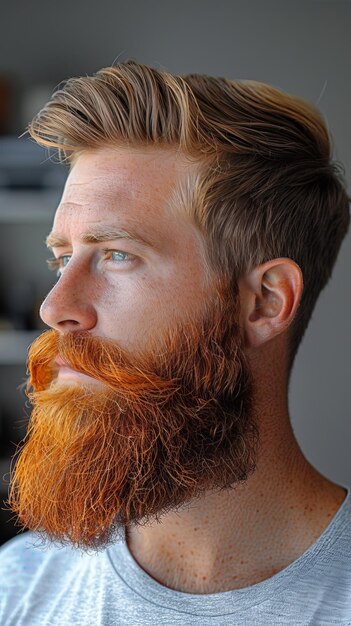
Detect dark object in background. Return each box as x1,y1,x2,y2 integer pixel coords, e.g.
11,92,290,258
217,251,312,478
0,136,67,190
6,282,37,331
0,77,12,135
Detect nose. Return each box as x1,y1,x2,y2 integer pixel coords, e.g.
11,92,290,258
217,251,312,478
40,261,97,333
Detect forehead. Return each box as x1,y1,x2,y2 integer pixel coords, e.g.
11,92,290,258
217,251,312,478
54,146,197,234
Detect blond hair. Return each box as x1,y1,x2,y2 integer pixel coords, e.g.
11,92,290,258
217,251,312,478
28,61,350,372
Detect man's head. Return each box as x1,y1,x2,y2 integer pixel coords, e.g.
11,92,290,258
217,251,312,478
7,62,350,550
27,61,350,370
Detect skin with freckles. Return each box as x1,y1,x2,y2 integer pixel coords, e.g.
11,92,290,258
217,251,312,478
9,146,347,594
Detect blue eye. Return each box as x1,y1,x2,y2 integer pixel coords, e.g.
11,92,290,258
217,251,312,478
47,254,71,276
61,255,71,267
110,250,133,263
47,249,137,277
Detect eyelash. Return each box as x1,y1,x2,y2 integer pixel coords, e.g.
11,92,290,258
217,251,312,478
46,250,137,276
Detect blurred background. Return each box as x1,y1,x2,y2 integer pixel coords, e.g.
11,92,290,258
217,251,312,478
0,0,350,544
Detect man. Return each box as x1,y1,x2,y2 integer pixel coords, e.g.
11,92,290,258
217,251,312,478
0,61,350,625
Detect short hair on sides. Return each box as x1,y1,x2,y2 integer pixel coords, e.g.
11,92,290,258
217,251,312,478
28,60,350,375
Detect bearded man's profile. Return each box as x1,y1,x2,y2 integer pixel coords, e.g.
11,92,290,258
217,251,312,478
0,61,350,626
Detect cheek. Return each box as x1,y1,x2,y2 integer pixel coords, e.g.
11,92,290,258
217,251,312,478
94,267,207,347
93,275,168,345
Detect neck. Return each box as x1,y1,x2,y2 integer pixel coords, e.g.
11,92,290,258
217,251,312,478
125,365,346,593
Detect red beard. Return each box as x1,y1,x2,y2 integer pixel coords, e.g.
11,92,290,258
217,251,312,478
7,277,259,551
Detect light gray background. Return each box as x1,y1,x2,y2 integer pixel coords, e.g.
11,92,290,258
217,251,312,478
1,0,350,484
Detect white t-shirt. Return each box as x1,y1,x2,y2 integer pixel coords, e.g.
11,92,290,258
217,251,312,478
1,485,351,625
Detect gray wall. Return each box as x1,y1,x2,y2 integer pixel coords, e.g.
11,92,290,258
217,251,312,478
1,0,350,485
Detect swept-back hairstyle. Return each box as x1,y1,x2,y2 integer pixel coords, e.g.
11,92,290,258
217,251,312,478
28,60,350,373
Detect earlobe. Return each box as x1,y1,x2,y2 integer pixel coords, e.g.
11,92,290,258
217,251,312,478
241,258,303,349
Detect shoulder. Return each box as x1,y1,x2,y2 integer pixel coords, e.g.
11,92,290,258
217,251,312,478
0,531,87,585
0,532,100,624
0,532,50,621
0,532,43,574
1,533,53,583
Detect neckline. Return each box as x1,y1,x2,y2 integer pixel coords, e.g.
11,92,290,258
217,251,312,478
107,484,351,617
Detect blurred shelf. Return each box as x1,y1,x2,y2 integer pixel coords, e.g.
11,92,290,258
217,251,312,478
0,331,41,365
0,189,61,222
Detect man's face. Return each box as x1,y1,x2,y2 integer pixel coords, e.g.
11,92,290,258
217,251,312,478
41,147,213,359
8,147,259,550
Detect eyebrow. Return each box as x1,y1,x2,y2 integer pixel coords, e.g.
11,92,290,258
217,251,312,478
45,227,157,251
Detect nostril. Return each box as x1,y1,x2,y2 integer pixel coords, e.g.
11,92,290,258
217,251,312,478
58,320,82,329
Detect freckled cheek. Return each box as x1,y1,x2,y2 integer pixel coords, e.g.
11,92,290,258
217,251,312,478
93,264,207,344
93,277,166,343
168,262,209,311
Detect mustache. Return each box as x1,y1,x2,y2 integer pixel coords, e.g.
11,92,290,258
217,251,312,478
29,330,180,400
28,281,246,404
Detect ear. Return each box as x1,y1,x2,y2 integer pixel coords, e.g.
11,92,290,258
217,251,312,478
238,258,304,349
